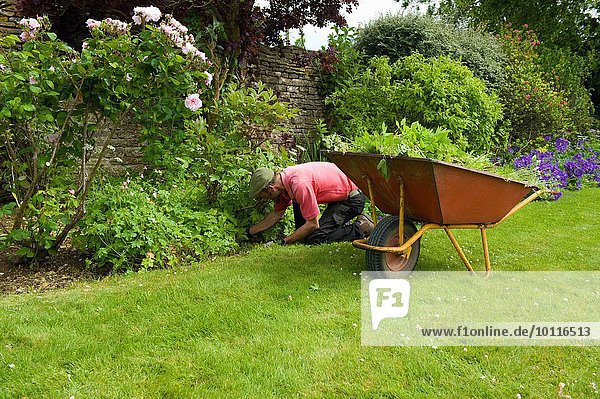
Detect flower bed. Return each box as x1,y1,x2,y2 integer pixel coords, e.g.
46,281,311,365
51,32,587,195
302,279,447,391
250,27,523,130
513,133,600,199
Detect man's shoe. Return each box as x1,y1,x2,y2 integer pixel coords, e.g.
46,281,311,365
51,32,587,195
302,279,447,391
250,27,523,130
356,214,374,237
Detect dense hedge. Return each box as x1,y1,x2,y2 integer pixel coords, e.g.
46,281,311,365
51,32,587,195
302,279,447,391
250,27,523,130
355,14,507,90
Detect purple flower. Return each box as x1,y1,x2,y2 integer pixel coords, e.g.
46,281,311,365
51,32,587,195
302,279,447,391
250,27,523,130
544,135,552,141
555,138,569,153
507,147,514,153
514,154,533,169
509,135,599,195
552,191,563,200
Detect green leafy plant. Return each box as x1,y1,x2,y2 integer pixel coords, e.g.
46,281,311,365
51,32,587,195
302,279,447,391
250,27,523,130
352,120,462,162
326,54,503,153
296,119,329,163
326,119,540,185
497,23,593,149
75,177,240,271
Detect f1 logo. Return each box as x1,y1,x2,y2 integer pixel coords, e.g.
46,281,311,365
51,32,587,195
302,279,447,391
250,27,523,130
369,279,411,330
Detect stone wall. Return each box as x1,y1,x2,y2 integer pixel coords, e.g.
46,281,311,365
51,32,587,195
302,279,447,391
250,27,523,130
251,45,325,139
89,124,146,173
0,0,20,36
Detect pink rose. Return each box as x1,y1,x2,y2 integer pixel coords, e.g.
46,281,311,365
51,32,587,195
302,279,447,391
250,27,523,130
204,71,213,86
86,19,101,30
184,94,202,111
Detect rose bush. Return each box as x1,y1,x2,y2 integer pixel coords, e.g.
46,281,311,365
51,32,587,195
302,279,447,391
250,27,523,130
0,7,212,261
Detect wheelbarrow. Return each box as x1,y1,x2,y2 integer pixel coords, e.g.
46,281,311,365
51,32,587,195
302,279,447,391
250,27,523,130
326,151,544,273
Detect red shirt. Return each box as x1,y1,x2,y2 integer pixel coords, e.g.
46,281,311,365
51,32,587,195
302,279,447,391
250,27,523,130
273,162,358,220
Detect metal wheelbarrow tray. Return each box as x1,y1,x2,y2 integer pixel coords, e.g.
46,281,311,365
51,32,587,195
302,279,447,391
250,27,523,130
326,151,543,273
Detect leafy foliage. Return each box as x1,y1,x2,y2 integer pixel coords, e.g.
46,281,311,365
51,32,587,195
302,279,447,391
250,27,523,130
74,81,297,271
352,119,464,162
15,0,359,61
317,26,366,93
403,0,599,54
355,14,507,90
296,119,329,163
75,177,240,271
326,54,503,153
325,119,540,185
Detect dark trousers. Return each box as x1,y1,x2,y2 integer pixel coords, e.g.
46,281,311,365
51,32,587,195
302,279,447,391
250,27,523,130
293,193,366,245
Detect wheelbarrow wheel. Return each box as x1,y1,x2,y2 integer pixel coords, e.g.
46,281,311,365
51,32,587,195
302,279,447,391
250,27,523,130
366,216,420,272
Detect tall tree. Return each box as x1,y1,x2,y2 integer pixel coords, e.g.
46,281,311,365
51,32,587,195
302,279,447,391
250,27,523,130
397,0,600,113
407,0,599,53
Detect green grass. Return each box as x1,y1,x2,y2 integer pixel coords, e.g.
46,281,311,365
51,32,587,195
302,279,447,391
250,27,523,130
0,188,599,398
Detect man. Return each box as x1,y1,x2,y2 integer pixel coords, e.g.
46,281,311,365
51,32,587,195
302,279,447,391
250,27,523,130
247,162,374,245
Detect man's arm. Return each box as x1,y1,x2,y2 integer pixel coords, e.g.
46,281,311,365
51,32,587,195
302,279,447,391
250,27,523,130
249,208,286,236
284,218,319,244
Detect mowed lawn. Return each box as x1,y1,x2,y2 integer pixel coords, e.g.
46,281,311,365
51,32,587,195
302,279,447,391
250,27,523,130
0,189,598,398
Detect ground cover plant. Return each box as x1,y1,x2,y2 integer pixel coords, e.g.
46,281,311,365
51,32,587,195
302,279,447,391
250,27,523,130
0,188,598,397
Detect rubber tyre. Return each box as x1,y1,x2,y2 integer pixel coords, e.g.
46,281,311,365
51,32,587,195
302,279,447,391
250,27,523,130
366,216,420,272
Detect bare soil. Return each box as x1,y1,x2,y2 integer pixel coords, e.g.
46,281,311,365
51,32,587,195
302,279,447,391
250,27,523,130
0,248,110,295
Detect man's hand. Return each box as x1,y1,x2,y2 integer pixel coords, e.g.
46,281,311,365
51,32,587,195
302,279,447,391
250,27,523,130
238,227,263,244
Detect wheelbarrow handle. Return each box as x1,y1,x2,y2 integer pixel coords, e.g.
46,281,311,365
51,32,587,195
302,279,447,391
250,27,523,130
488,189,547,228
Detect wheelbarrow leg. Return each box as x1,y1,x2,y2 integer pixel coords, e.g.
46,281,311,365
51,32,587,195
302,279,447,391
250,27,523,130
481,227,491,274
443,228,475,273
398,177,404,245
365,176,378,228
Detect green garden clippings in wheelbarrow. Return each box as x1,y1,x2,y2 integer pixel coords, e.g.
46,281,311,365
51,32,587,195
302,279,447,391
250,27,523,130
326,151,545,273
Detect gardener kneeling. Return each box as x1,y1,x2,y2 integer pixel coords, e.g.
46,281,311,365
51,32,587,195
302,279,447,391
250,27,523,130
247,162,374,245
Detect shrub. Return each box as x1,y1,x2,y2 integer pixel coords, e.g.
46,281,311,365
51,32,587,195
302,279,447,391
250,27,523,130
77,145,294,271
326,54,503,153
318,26,366,95
538,46,596,133
76,82,297,271
355,14,507,90
497,24,594,148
